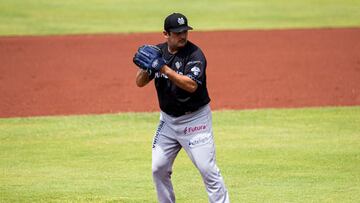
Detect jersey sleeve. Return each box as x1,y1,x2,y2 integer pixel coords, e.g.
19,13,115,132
184,50,207,85
148,69,156,80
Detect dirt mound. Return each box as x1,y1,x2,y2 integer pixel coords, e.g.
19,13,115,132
1,28,359,117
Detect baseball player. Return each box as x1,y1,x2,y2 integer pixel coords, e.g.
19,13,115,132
133,13,230,203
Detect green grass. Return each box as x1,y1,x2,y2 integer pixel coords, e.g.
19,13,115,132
1,106,359,202
0,0,360,36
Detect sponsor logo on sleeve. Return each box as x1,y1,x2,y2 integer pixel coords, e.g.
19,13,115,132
191,66,201,76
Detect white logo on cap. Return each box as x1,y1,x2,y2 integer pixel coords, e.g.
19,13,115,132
177,17,185,25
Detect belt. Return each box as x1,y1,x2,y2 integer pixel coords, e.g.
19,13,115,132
166,107,200,117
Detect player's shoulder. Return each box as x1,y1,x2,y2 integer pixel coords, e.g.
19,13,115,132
185,41,206,60
156,42,167,52
185,41,201,53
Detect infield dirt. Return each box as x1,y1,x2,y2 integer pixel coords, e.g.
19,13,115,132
1,28,359,117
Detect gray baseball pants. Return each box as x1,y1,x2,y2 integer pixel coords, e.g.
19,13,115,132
152,104,230,203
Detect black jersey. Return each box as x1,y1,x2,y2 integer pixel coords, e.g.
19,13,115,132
149,41,211,117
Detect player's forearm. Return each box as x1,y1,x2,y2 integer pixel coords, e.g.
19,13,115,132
136,69,151,87
160,65,198,93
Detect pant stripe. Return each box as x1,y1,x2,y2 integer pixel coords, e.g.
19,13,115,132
152,120,165,148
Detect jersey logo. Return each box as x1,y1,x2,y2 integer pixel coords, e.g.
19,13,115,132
177,17,185,25
175,61,182,69
155,72,168,79
191,66,201,76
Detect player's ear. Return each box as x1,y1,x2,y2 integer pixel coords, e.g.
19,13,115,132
163,31,170,39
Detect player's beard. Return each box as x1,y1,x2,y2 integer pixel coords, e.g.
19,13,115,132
177,39,187,48
168,38,187,53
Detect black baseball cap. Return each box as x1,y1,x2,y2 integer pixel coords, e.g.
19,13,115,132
164,13,193,33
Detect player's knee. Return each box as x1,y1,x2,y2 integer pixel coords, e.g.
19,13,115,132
152,164,172,178
198,165,212,178
197,163,220,180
